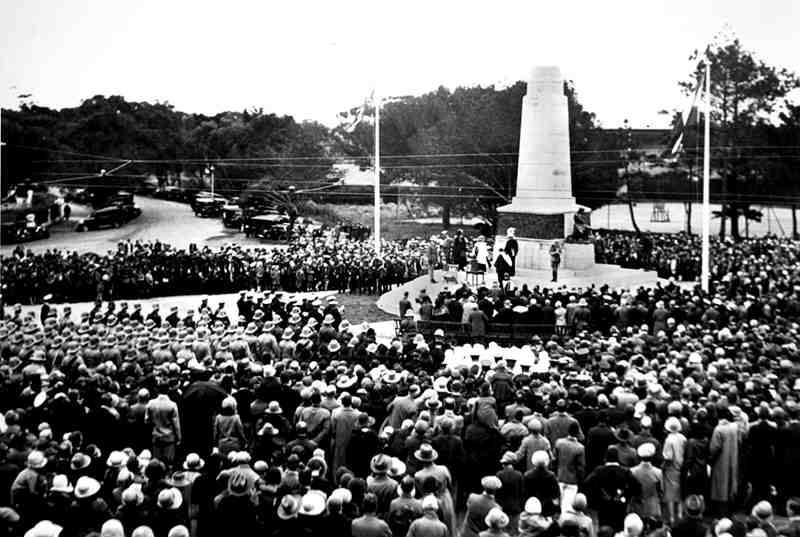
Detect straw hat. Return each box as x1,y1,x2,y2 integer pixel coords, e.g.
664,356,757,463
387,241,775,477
50,475,73,494
300,490,327,517
277,495,300,520
74,476,101,499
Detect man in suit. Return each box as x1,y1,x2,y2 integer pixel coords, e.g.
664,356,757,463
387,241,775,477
459,476,501,537
582,446,641,531
554,422,586,515
504,228,519,276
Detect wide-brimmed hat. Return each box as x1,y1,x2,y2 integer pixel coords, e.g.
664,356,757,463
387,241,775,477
277,494,300,520
23,520,62,537
328,339,342,353
70,453,91,471
74,476,101,499
336,375,356,390
183,453,205,471
157,487,183,509
282,327,295,340
106,451,126,468
50,474,73,494
167,471,193,488
267,401,283,414
227,472,250,497
370,454,391,475
121,485,144,506
388,457,406,479
300,490,327,517
665,416,682,433
414,444,438,463
637,442,656,459
299,326,313,339
481,475,503,491
27,450,47,469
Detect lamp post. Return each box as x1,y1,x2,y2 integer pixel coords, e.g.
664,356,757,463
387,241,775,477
204,165,215,199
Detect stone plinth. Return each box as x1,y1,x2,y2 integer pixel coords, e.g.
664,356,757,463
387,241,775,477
497,211,573,240
494,237,595,271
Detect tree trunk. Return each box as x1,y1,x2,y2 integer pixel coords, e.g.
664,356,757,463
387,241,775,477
441,204,451,230
684,201,692,235
729,205,741,241
628,196,641,234
793,204,798,239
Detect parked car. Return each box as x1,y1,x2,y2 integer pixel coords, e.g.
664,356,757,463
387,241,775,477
244,213,292,240
0,221,50,244
192,196,226,217
222,204,243,228
75,206,125,231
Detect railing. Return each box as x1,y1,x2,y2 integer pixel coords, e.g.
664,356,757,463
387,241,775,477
395,319,565,344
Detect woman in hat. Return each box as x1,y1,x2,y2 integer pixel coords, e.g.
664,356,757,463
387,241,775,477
115,485,148,534
69,476,109,535
213,396,247,458
10,450,49,525
414,443,456,537
152,487,188,537
44,475,73,528
481,506,511,537
662,416,687,523
273,494,302,537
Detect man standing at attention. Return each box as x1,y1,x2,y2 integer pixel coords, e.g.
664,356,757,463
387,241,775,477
504,227,519,276
550,242,562,282
145,382,182,466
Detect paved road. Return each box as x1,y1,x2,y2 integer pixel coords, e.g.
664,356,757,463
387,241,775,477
1,196,269,255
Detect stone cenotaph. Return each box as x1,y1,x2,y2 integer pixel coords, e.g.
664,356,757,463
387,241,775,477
495,65,595,271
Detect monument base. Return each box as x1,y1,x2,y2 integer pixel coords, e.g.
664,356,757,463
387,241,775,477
496,199,581,240
494,237,595,271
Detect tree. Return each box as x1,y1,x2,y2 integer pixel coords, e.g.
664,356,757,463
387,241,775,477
680,33,799,239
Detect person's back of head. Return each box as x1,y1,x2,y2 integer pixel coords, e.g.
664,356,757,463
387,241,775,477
568,422,580,437
362,492,378,515
400,475,415,496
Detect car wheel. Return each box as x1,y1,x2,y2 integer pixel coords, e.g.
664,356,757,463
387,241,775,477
77,225,85,232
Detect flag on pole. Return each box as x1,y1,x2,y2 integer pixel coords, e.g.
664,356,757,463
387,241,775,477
343,91,375,133
669,75,704,156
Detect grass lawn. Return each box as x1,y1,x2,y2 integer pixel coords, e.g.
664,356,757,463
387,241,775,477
333,292,396,323
307,203,474,241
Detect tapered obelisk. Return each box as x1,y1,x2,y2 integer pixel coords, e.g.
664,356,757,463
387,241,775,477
495,65,594,270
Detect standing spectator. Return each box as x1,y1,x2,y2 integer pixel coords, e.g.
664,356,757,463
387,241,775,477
662,417,687,523
709,409,741,516
351,493,391,537
630,443,663,519
146,383,182,467
582,447,641,531
407,494,447,537
460,476,501,537
671,495,709,537
554,422,586,514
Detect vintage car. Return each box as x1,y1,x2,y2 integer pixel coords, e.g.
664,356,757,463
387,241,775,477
221,204,243,228
244,213,292,240
75,206,126,231
192,196,226,217
0,221,50,244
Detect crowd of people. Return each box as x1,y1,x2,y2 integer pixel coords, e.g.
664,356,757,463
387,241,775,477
0,229,443,305
0,227,799,537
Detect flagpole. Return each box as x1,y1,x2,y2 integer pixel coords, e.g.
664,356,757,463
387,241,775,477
374,89,381,257
701,60,711,293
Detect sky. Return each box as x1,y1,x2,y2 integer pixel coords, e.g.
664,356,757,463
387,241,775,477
1,0,799,129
